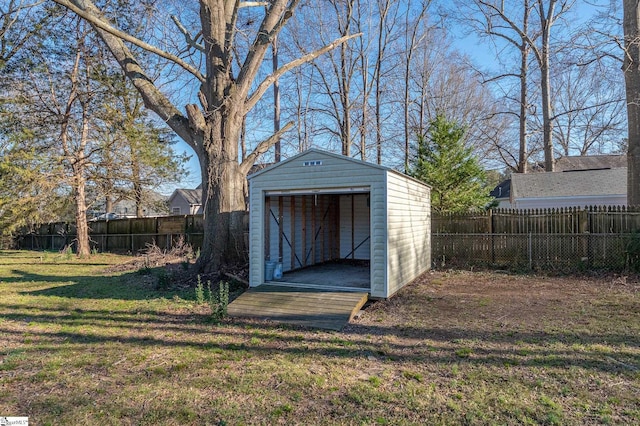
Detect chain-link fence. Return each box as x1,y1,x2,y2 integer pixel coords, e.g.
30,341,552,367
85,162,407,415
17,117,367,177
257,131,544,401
432,232,640,272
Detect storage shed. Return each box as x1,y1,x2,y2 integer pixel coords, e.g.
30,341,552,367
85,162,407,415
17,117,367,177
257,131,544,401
248,149,431,299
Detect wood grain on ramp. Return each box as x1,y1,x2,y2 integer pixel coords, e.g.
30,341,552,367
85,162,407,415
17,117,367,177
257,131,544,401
227,285,368,331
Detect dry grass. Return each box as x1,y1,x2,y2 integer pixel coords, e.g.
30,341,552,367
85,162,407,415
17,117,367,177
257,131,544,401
1,251,639,425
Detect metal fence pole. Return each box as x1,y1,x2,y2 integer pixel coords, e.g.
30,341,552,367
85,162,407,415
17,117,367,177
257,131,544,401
528,232,532,270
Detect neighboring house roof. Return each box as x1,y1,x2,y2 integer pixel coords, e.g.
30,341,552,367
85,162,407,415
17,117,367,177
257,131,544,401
554,154,626,171
511,168,627,199
168,188,202,206
489,179,511,199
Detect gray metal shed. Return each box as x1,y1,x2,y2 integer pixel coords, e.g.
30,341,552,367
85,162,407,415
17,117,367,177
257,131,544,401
248,149,431,299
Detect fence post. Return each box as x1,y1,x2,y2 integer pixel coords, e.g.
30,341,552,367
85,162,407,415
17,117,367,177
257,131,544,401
579,208,590,267
489,209,496,263
185,215,190,245
129,218,134,253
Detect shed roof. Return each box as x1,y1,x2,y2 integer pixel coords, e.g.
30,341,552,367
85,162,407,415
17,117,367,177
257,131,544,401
248,148,428,188
511,168,627,199
248,148,387,179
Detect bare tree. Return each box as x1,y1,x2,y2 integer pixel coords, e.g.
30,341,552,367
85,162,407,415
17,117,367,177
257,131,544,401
12,17,111,255
53,0,355,271
298,0,360,156
551,58,626,156
402,0,430,171
461,0,575,172
463,0,536,173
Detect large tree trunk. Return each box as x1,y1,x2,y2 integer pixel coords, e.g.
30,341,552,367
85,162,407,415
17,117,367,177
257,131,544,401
196,117,248,272
74,167,90,256
541,59,554,172
624,0,640,205
518,55,528,173
134,182,144,217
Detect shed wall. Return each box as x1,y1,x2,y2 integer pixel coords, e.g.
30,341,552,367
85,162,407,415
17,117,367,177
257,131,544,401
386,172,431,297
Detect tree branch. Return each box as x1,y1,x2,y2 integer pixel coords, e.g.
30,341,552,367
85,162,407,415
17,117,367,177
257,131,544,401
245,33,361,113
239,2,269,7
170,15,204,53
51,0,196,149
236,0,299,101
51,0,205,82
239,121,294,175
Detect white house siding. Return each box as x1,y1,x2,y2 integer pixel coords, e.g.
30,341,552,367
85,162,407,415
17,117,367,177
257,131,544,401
385,172,431,298
169,196,190,215
513,195,626,210
249,150,387,294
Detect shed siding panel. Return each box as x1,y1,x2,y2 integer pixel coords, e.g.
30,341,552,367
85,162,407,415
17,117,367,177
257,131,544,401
249,184,265,287
339,194,371,259
368,181,387,298
386,172,430,297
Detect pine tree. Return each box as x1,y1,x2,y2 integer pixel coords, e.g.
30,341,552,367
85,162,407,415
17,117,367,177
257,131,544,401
410,114,491,213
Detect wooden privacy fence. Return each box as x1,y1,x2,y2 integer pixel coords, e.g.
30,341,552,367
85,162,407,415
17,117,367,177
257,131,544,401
15,215,214,253
432,206,640,271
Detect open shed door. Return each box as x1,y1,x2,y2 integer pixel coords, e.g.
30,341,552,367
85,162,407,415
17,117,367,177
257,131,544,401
263,190,370,290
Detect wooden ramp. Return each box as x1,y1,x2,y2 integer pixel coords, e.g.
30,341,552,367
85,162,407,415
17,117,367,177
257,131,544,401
227,285,368,331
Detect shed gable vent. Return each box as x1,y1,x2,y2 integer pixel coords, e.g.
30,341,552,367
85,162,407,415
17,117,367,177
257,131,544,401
303,160,323,166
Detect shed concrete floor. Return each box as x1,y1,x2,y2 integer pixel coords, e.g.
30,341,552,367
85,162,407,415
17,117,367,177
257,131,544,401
270,261,370,289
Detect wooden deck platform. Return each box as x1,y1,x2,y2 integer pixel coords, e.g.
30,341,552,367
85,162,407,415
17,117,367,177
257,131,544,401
227,285,369,331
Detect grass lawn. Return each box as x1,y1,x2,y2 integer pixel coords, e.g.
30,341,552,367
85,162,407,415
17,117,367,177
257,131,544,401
1,250,639,425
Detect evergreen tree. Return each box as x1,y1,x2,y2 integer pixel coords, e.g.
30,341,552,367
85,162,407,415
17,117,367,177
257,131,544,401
410,114,491,213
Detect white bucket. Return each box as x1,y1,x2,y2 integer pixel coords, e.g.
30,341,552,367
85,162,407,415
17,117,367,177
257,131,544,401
265,261,277,281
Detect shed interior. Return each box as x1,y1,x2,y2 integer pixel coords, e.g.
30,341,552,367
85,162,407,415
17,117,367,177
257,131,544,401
264,191,371,290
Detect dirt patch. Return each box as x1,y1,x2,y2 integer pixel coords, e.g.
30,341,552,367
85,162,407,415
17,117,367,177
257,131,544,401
350,270,640,339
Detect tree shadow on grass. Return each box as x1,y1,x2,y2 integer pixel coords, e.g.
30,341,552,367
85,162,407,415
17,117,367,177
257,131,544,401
1,308,638,377
8,268,194,301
